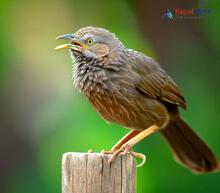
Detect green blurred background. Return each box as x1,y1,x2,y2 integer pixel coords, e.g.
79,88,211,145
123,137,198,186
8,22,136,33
1,0,220,193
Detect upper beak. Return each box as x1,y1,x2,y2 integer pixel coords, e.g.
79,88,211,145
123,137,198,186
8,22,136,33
56,34,74,40
55,33,88,51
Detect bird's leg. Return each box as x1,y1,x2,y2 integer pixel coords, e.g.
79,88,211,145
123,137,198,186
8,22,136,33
112,130,141,151
102,130,141,154
109,124,159,166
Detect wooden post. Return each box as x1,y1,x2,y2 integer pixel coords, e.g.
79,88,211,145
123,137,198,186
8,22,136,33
62,152,136,193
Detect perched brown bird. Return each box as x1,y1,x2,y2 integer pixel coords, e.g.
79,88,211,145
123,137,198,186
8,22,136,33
56,26,219,173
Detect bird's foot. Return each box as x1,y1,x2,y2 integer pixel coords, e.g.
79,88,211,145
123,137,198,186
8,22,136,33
101,144,146,167
101,144,131,163
101,149,114,154
110,143,133,162
87,149,94,153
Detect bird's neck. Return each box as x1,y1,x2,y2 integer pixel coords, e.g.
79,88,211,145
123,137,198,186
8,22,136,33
71,48,128,97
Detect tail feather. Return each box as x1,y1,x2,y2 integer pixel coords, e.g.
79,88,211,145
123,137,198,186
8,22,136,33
161,118,219,173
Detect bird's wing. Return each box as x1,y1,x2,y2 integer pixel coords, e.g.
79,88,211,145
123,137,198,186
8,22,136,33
131,52,186,109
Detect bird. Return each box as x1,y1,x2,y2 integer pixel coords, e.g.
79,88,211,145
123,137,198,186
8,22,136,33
55,26,219,173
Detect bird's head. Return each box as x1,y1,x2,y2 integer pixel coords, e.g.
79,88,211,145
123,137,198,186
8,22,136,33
55,26,124,60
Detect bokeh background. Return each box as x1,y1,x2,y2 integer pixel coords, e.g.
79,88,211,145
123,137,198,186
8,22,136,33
1,0,220,193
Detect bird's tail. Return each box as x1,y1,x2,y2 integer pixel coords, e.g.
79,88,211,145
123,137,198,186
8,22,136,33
161,118,219,173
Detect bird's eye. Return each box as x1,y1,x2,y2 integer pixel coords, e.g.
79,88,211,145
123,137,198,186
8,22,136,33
87,38,94,45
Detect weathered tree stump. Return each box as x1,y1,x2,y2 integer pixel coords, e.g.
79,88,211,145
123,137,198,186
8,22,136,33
62,152,136,193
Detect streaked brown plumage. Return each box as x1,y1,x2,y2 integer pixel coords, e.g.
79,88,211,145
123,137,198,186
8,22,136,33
56,26,219,173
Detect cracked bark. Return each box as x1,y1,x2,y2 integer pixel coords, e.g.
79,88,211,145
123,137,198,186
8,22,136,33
62,153,136,193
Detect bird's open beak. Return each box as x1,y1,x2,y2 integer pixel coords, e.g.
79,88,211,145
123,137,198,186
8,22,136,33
55,34,89,51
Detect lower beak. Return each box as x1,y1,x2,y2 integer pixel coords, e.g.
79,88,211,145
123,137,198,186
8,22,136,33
55,33,88,51
55,43,79,50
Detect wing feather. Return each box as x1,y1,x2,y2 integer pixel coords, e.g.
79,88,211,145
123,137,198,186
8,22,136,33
131,52,186,109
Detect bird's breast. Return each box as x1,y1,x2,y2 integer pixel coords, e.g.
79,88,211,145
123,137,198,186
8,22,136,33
72,60,110,95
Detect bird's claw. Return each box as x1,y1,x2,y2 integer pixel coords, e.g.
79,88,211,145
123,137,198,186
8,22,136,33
101,149,114,154
88,149,94,153
101,145,146,167
130,151,146,167
108,144,132,163
102,143,133,163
